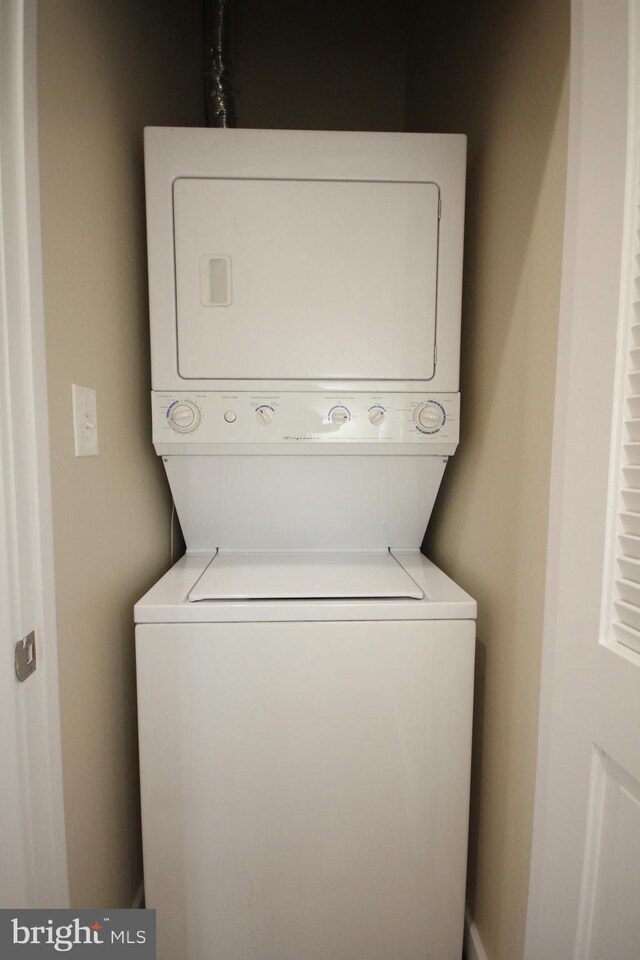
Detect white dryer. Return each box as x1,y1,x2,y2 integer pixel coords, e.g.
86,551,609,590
135,128,476,960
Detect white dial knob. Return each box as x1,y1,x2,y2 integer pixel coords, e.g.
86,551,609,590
414,401,444,433
223,410,237,423
256,406,274,425
168,400,200,433
369,406,386,426
330,406,350,425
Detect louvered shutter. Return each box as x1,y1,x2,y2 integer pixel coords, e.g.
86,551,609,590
612,180,640,655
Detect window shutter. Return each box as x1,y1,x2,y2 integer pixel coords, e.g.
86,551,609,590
612,179,640,655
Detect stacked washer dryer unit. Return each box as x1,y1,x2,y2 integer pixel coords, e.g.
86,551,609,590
135,128,476,960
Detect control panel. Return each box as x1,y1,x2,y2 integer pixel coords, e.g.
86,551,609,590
154,392,460,448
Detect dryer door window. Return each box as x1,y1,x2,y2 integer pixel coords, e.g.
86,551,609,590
173,178,439,381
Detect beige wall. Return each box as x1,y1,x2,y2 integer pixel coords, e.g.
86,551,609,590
406,1,569,957
38,0,202,907
232,0,406,130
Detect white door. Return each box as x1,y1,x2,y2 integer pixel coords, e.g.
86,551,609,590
0,0,67,908
524,0,640,956
173,177,440,380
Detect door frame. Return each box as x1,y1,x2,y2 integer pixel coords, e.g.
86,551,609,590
0,0,68,906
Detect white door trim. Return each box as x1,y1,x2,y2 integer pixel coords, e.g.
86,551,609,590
0,0,68,906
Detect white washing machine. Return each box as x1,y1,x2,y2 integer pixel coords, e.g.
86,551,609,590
135,128,476,960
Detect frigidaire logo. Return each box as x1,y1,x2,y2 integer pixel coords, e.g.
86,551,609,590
1,909,156,957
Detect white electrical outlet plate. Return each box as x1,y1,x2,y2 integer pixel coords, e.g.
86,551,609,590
72,383,98,457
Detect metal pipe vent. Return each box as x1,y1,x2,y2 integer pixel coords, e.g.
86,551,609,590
203,0,235,127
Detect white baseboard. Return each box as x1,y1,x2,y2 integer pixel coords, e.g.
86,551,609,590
131,882,144,910
464,908,488,960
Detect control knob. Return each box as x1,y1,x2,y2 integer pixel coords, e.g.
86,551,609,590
256,405,274,425
414,401,445,433
168,400,201,433
369,406,386,426
330,406,350,425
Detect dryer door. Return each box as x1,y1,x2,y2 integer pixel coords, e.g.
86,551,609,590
173,178,439,381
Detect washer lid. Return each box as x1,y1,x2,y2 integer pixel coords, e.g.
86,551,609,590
188,550,425,601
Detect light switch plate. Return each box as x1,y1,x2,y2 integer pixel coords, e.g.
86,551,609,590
72,383,98,457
